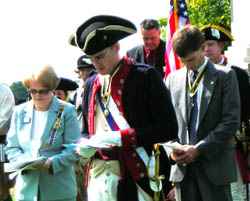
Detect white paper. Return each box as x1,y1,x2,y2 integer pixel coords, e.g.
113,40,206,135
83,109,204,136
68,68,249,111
63,143,111,150
4,156,47,173
160,141,183,150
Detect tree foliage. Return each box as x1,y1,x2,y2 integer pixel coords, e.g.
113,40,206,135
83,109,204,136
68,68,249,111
10,81,29,105
158,0,231,41
186,0,231,29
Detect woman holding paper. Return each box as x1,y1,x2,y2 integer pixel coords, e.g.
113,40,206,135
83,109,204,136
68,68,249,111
5,65,81,201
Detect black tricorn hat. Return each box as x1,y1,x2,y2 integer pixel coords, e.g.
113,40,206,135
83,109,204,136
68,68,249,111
56,77,78,91
69,15,137,55
200,25,234,42
77,55,94,70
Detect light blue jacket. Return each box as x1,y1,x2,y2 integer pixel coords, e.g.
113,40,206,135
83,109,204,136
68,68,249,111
5,97,81,201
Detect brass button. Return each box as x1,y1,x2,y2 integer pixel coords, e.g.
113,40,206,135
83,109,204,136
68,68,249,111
132,153,137,157
140,173,145,178
136,163,141,167
117,90,122,95
120,79,124,84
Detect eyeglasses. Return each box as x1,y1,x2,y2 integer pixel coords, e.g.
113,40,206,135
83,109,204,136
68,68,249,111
29,89,50,95
87,48,111,63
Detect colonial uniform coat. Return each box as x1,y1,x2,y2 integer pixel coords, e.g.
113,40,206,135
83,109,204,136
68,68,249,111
126,40,166,78
166,61,241,201
5,97,81,201
82,57,178,200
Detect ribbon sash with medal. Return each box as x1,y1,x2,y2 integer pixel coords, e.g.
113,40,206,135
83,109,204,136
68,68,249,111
187,63,207,109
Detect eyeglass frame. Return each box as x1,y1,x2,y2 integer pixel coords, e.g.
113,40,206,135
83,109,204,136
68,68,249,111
28,89,50,95
85,47,111,63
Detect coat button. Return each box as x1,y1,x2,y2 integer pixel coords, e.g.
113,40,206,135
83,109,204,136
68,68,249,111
106,172,110,176
136,163,141,167
140,173,145,178
120,79,124,84
117,90,122,95
132,152,137,157
117,101,121,106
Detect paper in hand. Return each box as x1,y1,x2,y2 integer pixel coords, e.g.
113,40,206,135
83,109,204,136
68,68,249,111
160,141,182,150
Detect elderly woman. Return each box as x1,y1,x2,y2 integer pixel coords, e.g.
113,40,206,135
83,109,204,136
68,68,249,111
5,65,81,201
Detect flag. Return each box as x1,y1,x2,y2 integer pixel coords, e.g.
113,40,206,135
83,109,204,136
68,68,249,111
164,0,190,80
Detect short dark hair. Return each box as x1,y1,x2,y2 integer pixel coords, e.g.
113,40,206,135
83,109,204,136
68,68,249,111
140,19,159,30
172,25,205,57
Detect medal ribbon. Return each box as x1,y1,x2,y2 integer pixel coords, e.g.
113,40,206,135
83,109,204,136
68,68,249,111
98,89,115,131
188,64,207,98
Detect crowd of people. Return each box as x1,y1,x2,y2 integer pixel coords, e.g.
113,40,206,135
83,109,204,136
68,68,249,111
0,14,250,201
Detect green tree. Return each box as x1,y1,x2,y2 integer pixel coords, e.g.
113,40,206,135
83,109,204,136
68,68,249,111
10,81,29,105
158,0,231,47
158,17,168,41
187,0,231,29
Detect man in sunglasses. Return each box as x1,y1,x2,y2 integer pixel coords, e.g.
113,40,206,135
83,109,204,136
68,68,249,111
69,15,178,201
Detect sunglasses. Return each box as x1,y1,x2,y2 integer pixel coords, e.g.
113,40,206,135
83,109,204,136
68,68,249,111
29,89,50,95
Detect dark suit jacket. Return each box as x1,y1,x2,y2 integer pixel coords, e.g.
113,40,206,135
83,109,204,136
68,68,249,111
126,40,166,78
82,58,178,199
166,61,240,187
230,65,250,137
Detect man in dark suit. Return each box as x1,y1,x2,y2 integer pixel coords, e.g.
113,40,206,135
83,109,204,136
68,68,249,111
165,25,240,201
200,24,250,201
69,15,178,201
126,19,166,78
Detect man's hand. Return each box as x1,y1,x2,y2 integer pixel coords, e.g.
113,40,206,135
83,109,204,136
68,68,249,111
171,145,200,166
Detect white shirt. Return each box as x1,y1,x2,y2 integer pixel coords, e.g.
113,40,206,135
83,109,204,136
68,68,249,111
30,109,48,158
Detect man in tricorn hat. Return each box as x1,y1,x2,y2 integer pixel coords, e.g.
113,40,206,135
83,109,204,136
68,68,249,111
69,15,178,201
69,57,94,201
70,56,95,124
200,25,250,201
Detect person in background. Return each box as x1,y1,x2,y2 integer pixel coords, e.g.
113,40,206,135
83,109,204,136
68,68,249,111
54,77,78,101
126,19,166,78
0,83,15,201
69,57,95,129
69,15,178,201
5,65,81,201
165,24,240,201
68,57,94,201
200,24,250,201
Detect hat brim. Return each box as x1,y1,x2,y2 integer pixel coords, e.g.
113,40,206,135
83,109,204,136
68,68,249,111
74,15,137,55
56,78,78,91
200,25,234,42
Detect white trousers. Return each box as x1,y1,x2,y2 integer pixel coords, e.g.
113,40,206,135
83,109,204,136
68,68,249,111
88,166,153,201
231,161,247,201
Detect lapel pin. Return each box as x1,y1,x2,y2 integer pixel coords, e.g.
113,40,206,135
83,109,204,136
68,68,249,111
23,117,31,123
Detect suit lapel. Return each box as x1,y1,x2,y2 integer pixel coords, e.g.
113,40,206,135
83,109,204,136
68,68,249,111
198,61,217,125
176,68,189,125
22,101,35,142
